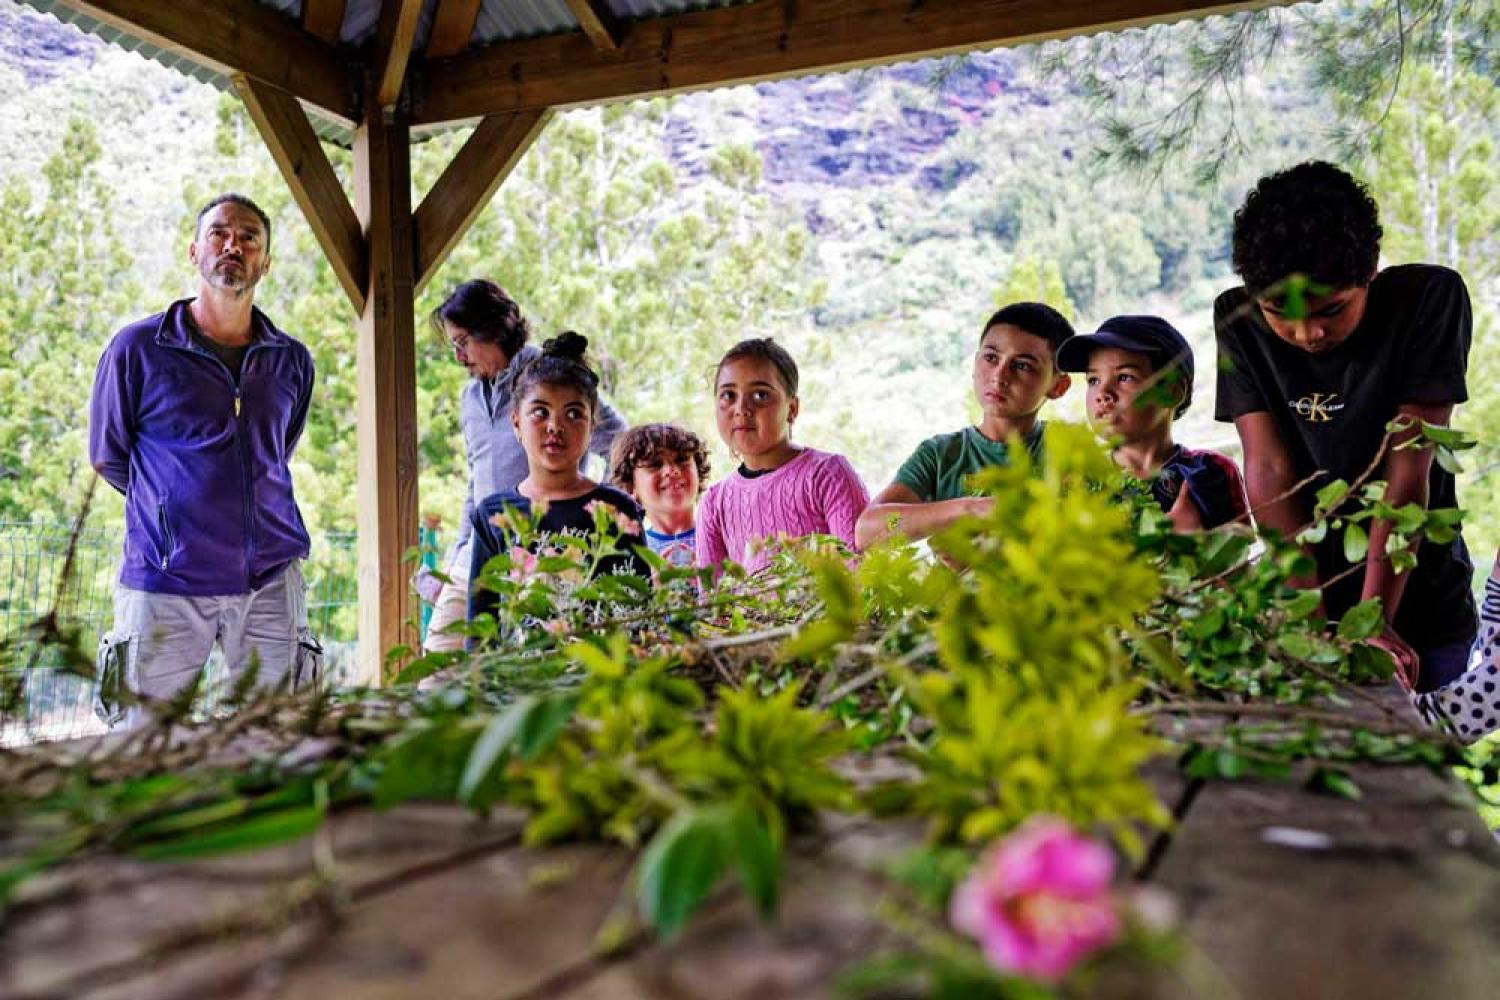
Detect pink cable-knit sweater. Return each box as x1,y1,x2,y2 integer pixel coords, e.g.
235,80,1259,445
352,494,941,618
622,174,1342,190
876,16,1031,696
695,447,869,574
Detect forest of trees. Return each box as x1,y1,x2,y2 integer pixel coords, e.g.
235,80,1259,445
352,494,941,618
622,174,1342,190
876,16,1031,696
0,0,1496,563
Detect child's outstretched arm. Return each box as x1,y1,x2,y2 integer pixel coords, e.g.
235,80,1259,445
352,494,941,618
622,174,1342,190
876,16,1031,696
856,483,991,550
1361,402,1451,667
1235,412,1319,590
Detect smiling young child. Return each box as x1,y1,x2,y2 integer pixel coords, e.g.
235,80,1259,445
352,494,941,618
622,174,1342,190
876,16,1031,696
696,338,868,574
609,423,711,568
856,302,1074,550
1057,315,1247,531
467,333,650,627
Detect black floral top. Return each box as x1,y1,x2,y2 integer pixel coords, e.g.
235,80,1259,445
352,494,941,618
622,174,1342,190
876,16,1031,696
467,484,651,623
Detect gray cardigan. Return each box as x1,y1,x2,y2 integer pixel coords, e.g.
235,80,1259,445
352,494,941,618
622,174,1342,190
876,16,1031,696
449,344,627,567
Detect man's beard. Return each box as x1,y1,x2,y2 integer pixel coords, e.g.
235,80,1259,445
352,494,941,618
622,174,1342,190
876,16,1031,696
203,259,258,297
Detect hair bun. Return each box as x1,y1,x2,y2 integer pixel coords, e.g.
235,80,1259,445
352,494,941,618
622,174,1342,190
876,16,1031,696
542,331,588,361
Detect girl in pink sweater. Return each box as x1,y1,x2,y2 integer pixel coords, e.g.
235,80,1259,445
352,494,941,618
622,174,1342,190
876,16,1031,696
696,338,869,574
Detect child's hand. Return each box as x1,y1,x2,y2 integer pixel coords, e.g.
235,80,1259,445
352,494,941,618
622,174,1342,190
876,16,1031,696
1366,626,1420,691
411,565,445,604
962,496,994,519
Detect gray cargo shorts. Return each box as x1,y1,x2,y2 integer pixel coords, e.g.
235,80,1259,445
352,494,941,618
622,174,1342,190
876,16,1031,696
95,561,323,729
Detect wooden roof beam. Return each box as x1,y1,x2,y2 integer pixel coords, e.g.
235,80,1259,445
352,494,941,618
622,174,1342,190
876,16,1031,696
426,0,482,59
233,75,367,314
413,109,552,293
46,0,356,126
414,0,1278,124
352,78,420,687
563,0,626,51
376,0,426,108
301,0,347,45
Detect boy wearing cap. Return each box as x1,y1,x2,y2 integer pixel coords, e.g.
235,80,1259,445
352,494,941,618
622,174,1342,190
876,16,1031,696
1060,316,1247,531
856,302,1074,550
1215,161,1475,693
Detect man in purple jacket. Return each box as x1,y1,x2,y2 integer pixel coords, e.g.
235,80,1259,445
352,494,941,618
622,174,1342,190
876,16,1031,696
89,193,319,727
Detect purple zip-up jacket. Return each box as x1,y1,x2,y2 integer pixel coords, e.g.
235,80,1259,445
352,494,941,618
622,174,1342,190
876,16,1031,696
89,299,314,596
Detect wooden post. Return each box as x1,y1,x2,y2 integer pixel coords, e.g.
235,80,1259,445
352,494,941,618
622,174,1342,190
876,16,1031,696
352,83,419,686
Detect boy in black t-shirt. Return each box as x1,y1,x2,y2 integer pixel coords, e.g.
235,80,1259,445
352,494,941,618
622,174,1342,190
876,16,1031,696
1215,161,1476,694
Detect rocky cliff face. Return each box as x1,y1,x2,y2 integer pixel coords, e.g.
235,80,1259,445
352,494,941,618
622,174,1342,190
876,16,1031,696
665,50,1045,196
1,2,99,85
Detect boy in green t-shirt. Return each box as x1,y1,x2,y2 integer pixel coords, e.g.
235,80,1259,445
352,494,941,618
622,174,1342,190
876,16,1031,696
855,302,1074,550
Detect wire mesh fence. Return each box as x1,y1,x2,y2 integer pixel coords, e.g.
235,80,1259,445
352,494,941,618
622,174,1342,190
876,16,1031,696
0,523,364,746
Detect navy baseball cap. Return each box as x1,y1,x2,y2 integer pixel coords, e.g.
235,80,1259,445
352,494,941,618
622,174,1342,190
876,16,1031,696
1056,315,1194,416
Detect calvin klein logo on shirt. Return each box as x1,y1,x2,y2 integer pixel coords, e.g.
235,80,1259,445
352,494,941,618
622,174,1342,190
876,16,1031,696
1288,392,1345,423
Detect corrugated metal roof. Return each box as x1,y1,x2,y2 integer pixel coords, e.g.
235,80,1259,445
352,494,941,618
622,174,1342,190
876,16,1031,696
262,0,302,19
335,0,382,45
17,1,732,104
327,0,748,49
474,0,577,41
17,0,752,143
612,0,742,19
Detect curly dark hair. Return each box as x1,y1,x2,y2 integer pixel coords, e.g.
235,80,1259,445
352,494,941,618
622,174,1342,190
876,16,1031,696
1231,161,1383,296
608,424,712,498
513,332,600,415
983,302,1076,357
430,279,532,357
715,338,799,396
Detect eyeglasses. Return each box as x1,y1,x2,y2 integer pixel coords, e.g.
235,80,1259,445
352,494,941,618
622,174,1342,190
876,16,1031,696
449,331,474,352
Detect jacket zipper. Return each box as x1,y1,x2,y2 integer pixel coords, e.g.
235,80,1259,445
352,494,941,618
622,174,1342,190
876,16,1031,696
168,336,270,590
234,366,258,591
158,498,175,571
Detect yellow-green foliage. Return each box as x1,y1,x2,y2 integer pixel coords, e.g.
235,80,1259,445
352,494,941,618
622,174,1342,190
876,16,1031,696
876,424,1171,853
506,636,853,850
508,638,703,846
899,669,1169,855
931,426,1160,685
668,685,854,843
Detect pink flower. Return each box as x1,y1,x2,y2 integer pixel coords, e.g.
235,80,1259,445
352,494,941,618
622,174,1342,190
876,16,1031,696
586,500,641,537
507,545,539,581
949,817,1122,984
